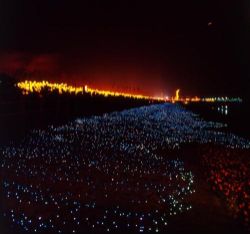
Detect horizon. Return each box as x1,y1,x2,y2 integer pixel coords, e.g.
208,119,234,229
0,1,249,99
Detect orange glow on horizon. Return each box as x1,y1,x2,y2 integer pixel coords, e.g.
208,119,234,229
16,80,165,101
16,80,242,104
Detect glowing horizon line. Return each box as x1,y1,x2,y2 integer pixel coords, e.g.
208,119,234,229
16,80,242,103
16,80,165,101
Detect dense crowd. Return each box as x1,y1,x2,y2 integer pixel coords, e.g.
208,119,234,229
1,103,249,233
202,147,250,227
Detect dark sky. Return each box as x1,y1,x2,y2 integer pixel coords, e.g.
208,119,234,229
0,0,249,98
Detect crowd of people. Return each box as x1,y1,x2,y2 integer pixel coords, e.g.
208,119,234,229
202,146,250,228
1,103,249,233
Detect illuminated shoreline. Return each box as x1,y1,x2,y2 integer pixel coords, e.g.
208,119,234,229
17,80,165,101
16,80,243,103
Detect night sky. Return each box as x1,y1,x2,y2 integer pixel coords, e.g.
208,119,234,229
0,0,249,98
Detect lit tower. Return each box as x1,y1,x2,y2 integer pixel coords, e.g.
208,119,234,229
175,89,180,101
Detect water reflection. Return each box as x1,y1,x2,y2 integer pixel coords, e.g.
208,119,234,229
217,105,228,115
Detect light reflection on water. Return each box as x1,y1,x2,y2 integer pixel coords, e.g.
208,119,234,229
217,105,228,115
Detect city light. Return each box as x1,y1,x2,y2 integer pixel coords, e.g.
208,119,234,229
16,80,165,101
16,80,243,103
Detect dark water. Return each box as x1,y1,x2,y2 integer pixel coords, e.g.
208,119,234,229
185,102,250,140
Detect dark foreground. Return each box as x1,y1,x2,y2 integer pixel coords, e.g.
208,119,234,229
0,103,250,233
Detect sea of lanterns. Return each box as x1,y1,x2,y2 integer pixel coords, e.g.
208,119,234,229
1,103,250,233
202,146,250,227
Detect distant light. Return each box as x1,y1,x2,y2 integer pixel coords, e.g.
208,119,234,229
84,85,88,92
175,89,180,101
16,80,165,101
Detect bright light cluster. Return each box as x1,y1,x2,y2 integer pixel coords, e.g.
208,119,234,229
201,97,243,103
16,80,243,104
16,80,164,101
17,80,84,95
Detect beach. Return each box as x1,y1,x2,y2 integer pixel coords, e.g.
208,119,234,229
1,103,249,233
